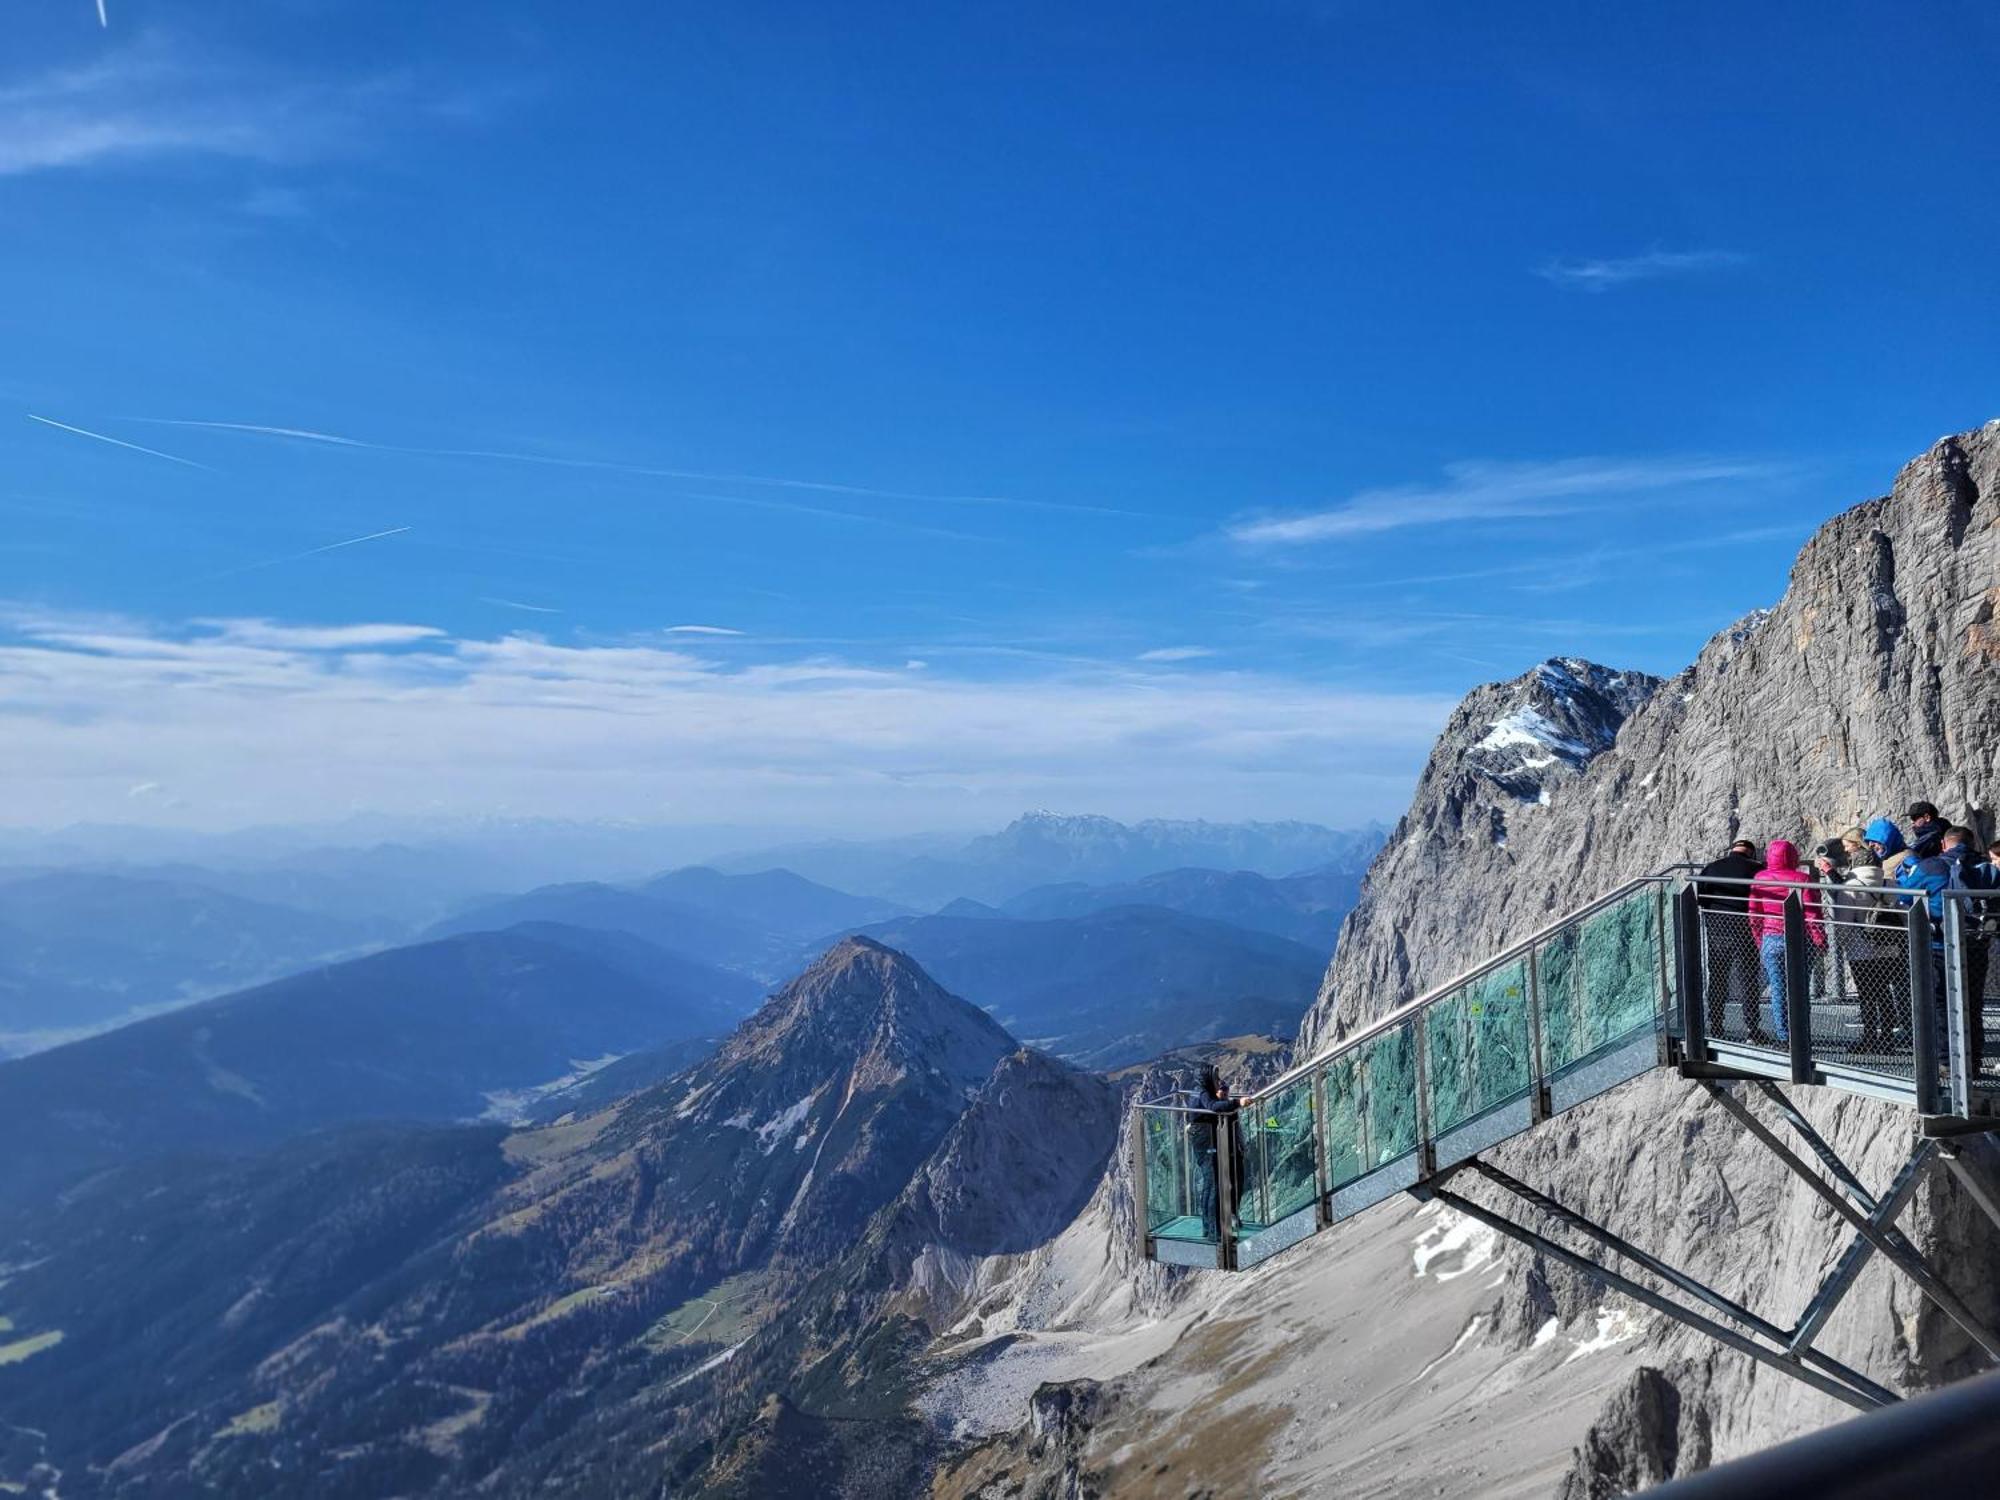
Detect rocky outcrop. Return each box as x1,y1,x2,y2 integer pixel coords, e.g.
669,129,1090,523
1555,1364,1712,1500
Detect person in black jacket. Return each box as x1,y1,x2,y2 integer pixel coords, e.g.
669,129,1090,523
1696,839,1765,1041
1906,801,1949,861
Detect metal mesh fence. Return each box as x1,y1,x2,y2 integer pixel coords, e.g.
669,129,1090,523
1691,874,1921,1082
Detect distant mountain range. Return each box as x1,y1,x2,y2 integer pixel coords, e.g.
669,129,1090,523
0,870,388,1053
849,905,1322,1068
0,923,759,1209
999,865,1364,950
710,811,1384,906
429,865,908,980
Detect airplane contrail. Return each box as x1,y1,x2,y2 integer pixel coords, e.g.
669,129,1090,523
28,414,211,470
199,526,412,582
134,417,1144,518
96,0,108,28
479,595,562,614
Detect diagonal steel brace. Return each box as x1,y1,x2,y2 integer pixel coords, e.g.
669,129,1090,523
1787,1141,1934,1354
1703,1081,2000,1363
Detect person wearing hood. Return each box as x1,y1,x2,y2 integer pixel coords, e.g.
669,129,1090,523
1748,839,1825,1045
1864,816,1911,881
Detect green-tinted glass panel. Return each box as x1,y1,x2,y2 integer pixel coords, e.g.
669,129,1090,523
1141,1107,1186,1235
1241,1076,1317,1227
1424,959,1531,1134
1321,1054,1364,1189
1361,1022,1419,1167
1578,892,1661,1051
1535,889,1663,1075
1142,1107,1220,1241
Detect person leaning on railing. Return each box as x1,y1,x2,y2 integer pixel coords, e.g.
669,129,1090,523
1748,839,1826,1045
1696,838,1765,1042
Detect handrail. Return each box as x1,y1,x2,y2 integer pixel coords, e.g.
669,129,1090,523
1241,868,1681,1108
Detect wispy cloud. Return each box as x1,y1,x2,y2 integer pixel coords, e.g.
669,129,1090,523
27,413,210,470
132,417,1145,519
0,37,493,177
193,619,444,651
666,624,744,636
1136,646,1215,662
197,525,411,582
1227,457,1781,547
0,606,1457,831
480,596,562,615
1536,249,1748,293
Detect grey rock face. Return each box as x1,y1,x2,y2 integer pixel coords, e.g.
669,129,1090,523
1555,1364,1711,1499
1298,421,2000,1471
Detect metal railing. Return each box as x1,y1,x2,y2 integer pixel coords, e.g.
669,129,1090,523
1135,870,1998,1272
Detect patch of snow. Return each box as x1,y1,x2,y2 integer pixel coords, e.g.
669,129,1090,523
1475,708,1590,765
478,1053,625,1124
1565,1305,1646,1362
662,1339,746,1393
674,1082,714,1120
756,1089,822,1154
720,1110,754,1130
1412,1210,1499,1283
1532,1317,1559,1348
1416,1312,1487,1382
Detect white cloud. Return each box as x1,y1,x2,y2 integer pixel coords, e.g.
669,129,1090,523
1536,249,1748,292
195,619,446,651
0,37,488,177
1137,646,1215,662
1227,457,1781,547
0,607,1455,833
665,624,744,636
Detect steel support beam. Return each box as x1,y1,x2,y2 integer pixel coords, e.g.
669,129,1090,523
1464,1160,1896,1407
1937,1139,2000,1236
1702,1081,2000,1363
1787,1144,1933,1356
1424,1182,1886,1413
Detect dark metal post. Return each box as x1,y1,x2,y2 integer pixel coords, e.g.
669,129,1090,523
1213,1112,1238,1271
1911,900,1941,1115
1131,1109,1151,1258
1310,1066,1331,1230
1785,891,1813,1084
1526,937,1551,1122
1943,897,1973,1113
1678,885,1708,1064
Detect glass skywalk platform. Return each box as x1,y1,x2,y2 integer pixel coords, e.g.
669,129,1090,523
1138,875,2000,1276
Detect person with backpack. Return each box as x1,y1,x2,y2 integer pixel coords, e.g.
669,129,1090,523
1897,826,1986,1072
1833,845,1902,1052
1695,838,1764,1040
1748,839,1826,1045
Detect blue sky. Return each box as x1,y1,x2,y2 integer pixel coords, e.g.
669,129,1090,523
3,1,1996,836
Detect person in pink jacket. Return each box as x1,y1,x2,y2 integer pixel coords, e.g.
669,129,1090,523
1747,839,1826,1044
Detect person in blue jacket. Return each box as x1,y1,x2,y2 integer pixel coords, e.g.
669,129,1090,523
1898,826,1990,1073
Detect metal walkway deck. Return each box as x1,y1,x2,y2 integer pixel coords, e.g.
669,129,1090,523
1134,873,2000,1410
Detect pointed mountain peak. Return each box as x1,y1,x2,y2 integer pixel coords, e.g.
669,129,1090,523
1456,656,1661,804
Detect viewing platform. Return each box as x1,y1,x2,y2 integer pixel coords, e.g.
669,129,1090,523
1135,873,2000,1411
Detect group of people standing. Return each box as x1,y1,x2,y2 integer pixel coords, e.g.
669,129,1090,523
1696,801,2000,1067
